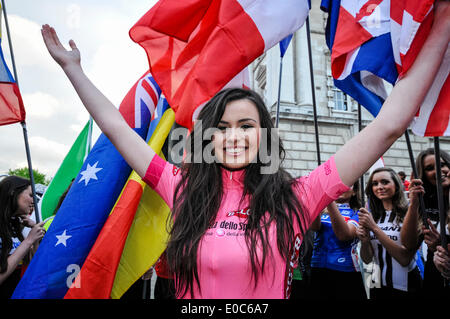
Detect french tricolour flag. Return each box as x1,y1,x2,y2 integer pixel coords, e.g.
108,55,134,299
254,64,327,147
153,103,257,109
322,0,449,137
130,0,310,129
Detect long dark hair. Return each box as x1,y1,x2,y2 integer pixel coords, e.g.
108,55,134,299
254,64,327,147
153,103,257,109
416,148,450,210
166,88,307,297
365,167,408,224
0,176,31,273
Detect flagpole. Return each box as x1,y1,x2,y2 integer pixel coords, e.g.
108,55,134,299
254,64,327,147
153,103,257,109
433,137,448,251
275,57,283,128
1,0,40,223
357,103,365,208
306,17,321,165
404,130,428,227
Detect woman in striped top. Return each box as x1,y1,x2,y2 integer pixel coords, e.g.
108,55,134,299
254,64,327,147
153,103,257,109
357,167,423,299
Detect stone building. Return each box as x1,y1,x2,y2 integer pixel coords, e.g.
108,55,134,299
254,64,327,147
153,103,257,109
250,4,450,181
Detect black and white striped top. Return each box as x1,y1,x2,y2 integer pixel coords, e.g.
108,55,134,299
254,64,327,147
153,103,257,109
369,210,417,292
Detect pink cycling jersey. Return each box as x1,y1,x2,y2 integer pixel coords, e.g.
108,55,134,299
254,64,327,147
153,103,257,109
143,155,349,299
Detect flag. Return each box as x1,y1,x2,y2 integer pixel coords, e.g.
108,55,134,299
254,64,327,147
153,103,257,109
279,34,293,58
39,119,93,221
130,0,310,128
0,4,25,126
12,71,161,299
64,100,173,299
321,0,441,123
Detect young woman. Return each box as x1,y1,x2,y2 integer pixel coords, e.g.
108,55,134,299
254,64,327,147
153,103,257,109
40,3,449,298
413,148,450,298
357,168,424,299
0,176,45,298
309,182,367,299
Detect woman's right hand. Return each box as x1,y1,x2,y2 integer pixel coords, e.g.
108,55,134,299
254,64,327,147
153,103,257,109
423,219,441,252
41,24,81,69
25,221,46,245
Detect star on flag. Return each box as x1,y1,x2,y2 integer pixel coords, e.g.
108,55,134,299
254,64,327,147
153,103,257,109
78,161,103,186
55,230,72,247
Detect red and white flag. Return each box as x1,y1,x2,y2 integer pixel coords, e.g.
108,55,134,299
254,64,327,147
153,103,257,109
130,0,310,129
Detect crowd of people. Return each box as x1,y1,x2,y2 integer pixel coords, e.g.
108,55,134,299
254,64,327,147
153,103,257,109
0,1,449,301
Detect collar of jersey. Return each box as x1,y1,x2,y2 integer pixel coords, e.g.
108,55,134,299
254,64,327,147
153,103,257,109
221,167,245,189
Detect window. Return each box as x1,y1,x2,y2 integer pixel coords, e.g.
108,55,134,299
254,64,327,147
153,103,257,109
333,88,348,111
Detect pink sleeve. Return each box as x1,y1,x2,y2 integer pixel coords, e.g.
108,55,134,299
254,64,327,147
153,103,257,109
293,156,350,231
142,154,182,209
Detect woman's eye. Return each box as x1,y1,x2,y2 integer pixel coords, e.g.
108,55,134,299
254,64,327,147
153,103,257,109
217,126,227,131
241,124,253,130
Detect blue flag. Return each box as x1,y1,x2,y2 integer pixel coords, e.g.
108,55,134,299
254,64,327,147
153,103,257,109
12,72,161,299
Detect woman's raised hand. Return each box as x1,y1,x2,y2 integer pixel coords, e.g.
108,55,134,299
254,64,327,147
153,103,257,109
41,24,80,69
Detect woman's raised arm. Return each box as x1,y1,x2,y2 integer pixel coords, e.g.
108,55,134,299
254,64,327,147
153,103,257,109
41,24,155,178
334,3,450,187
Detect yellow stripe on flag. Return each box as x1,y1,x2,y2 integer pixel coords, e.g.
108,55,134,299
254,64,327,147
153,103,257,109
111,109,175,299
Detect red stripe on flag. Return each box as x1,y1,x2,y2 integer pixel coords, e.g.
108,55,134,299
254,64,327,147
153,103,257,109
130,0,264,129
331,7,373,79
398,9,433,77
141,79,158,107
0,82,25,126
64,179,143,299
424,76,450,136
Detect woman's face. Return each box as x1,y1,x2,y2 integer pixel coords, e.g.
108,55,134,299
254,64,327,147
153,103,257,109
423,154,450,188
371,171,397,202
15,185,34,217
212,99,261,170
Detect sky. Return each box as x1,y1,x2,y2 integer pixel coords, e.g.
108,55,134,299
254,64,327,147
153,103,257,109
0,0,158,179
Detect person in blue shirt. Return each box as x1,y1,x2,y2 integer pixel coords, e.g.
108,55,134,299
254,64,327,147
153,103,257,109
309,181,367,299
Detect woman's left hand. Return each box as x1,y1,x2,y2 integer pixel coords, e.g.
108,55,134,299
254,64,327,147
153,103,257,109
433,244,450,279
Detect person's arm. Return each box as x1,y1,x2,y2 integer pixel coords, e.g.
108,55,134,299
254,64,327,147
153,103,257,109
0,222,45,285
400,179,424,250
310,214,322,232
356,225,373,264
359,209,416,267
334,3,450,187
327,202,357,242
41,25,155,178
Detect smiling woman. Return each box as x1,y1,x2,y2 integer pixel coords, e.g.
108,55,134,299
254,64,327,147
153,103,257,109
357,167,423,299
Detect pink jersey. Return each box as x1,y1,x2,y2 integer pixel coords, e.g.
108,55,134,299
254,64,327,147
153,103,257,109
143,155,349,299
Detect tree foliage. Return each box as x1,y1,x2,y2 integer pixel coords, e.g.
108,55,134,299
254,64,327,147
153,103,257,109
7,167,50,185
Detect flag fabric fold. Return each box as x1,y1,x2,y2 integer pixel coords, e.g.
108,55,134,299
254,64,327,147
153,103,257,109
321,0,449,136
12,71,161,299
0,4,25,126
64,99,173,299
39,119,93,221
130,0,310,129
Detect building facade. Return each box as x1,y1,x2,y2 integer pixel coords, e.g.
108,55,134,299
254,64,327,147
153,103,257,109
251,4,450,180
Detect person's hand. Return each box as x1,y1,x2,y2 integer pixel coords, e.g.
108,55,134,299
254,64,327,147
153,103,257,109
423,219,441,252
433,244,450,279
41,24,81,69
356,225,370,243
408,179,424,208
358,208,377,232
18,214,36,228
24,221,46,245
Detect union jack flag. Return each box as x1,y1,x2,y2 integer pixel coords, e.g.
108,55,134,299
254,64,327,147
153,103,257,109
322,0,449,136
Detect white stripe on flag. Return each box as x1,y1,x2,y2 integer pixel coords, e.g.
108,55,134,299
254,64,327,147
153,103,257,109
236,0,309,50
